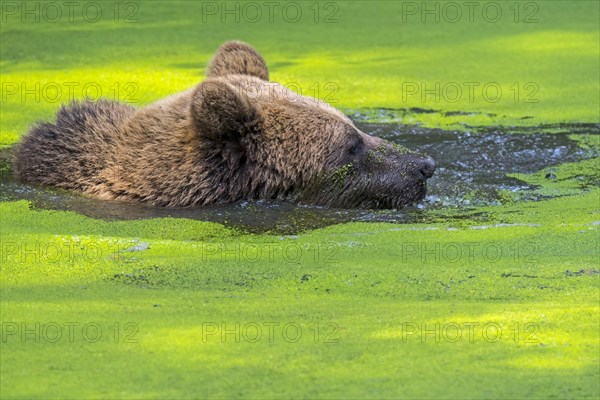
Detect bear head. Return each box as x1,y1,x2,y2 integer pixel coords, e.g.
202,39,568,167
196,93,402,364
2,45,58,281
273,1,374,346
191,41,435,209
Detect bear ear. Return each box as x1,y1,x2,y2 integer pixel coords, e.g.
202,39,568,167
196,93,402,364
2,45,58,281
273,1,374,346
191,79,260,141
206,41,269,81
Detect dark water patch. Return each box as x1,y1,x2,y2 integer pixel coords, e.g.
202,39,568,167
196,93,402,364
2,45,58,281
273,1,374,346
474,122,600,135
351,108,600,135
351,108,500,122
358,122,599,208
445,110,497,117
1,123,597,234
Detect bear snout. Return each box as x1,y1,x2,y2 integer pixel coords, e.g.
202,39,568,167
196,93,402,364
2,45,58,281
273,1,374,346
403,154,436,179
418,156,436,179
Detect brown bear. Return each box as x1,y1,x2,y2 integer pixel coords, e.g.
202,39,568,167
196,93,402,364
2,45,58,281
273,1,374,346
14,41,435,209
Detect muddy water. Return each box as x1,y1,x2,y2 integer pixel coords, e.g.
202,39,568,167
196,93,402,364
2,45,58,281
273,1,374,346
1,122,597,233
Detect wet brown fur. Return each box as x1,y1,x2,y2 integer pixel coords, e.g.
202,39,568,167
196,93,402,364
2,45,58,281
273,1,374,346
14,41,435,208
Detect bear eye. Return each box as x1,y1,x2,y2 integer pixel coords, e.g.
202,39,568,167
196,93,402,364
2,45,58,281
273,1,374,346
348,139,364,156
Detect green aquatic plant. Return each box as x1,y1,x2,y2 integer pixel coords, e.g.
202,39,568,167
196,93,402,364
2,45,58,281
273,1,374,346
329,163,356,187
366,145,387,164
392,143,411,155
1,1,599,398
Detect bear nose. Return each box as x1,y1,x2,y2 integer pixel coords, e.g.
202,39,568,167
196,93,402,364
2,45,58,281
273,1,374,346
418,156,436,178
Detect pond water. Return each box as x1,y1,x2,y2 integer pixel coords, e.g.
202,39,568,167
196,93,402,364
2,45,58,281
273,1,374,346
1,122,597,233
